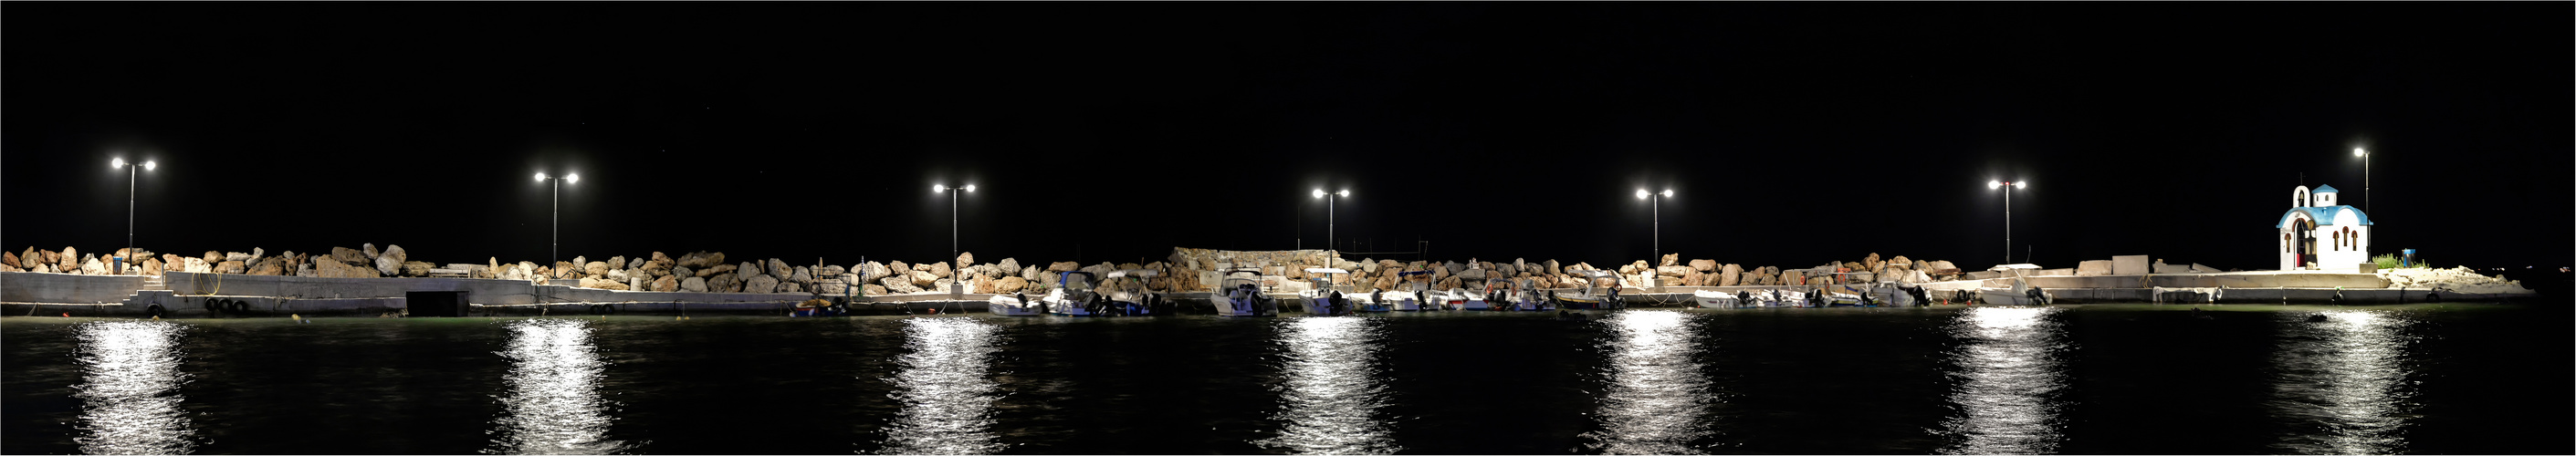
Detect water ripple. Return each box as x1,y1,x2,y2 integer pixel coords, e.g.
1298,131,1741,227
2270,310,2417,455
1581,310,1715,455
874,317,1007,455
72,320,197,455
1938,306,2068,455
1255,316,1399,455
487,318,630,454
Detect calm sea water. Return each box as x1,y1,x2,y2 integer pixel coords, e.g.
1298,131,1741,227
4,304,2568,455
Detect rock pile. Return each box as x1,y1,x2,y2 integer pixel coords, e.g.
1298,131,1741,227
2380,266,2534,294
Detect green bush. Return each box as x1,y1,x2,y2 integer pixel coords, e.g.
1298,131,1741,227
2372,254,2401,269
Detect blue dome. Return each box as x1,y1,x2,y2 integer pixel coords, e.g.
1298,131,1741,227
2311,184,2340,193
2277,205,2373,228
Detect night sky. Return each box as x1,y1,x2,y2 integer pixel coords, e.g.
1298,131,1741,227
6,3,2569,273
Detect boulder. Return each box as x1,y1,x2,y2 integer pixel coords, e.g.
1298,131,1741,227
84,257,110,275
248,257,286,275
745,275,780,294
1890,255,1913,268
608,268,630,282
3,250,18,269
332,247,367,265
734,261,759,277
821,264,846,276
641,259,672,278
376,254,402,276
672,265,695,278
651,275,680,292
676,251,727,269
879,276,918,294
213,260,244,275
1656,265,1692,277
1862,253,1882,271
791,267,812,285
864,285,889,295
716,273,748,293
580,276,630,291
585,262,610,277
971,275,997,294
956,252,975,269
1545,259,1562,275
910,270,939,287
1021,264,1043,281
698,264,737,278
1660,253,1681,267
997,276,1029,294
1047,261,1078,273
362,243,380,259
403,261,433,277
141,258,163,276
680,276,708,292
768,258,791,279
890,261,913,275
316,258,377,277
1722,264,1743,286
225,251,252,263
863,262,892,283
929,262,952,279
1691,259,1717,273
994,258,1021,276
183,257,210,274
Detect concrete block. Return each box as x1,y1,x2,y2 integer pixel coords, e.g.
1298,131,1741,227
2111,255,2151,275
2357,264,2377,274
2077,261,2114,276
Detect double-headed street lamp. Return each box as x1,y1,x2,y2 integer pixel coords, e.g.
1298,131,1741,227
1635,188,1673,268
111,157,157,275
934,183,976,263
535,171,579,272
1988,180,2026,264
1312,188,1349,253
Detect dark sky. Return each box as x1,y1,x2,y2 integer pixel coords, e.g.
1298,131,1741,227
6,3,2569,273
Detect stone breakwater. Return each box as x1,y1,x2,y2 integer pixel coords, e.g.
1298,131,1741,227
3,244,1975,296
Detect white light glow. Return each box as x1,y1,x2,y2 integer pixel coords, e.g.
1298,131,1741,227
1337,190,1348,197
73,320,196,455
142,161,155,171
1584,310,1712,454
488,318,627,454
1939,306,2068,454
1256,316,1399,454
565,173,579,184
111,158,125,169
2353,148,2367,157
1988,181,2002,190
1313,189,1325,199
1660,190,1674,197
933,184,946,192
535,172,547,181
1635,189,1649,200
2017,181,2026,190
876,317,1006,455
963,184,975,192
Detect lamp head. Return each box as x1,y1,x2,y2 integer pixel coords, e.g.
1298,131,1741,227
2016,180,2026,190
1635,189,1649,200
1988,181,2002,190
111,158,124,169
565,173,579,184
963,184,975,192
2352,148,2367,157
1660,190,1674,197
1313,189,1325,199
535,172,547,181
143,161,155,171
1337,190,1348,197
933,184,946,192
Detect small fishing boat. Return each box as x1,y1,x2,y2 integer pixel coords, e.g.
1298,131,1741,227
1104,269,1170,316
1976,264,2053,306
1212,269,1279,317
1298,268,1354,316
1387,270,1434,311
1691,289,1738,308
1553,270,1626,310
1043,271,1113,316
987,292,1043,316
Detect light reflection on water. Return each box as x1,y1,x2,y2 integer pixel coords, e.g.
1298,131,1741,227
1254,316,1399,455
72,320,197,455
1581,310,1715,454
1938,306,2068,455
2271,310,2417,455
487,318,630,454
874,317,1007,455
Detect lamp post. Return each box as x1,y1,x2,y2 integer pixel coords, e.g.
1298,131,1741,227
1312,188,1348,254
1988,180,2026,264
934,183,976,263
535,171,579,273
2352,148,2369,214
111,158,156,275
1634,188,1672,267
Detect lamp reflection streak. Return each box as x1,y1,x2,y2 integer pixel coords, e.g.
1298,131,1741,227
73,320,196,455
1583,310,1713,454
1939,306,2068,455
1255,316,1398,455
2271,310,2414,455
488,318,626,455
875,317,1006,455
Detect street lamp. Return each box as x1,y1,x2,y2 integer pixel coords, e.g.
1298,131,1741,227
1313,188,1348,253
536,171,579,275
934,183,976,263
1635,189,1673,269
2351,148,2369,214
1988,180,2026,264
110,157,156,275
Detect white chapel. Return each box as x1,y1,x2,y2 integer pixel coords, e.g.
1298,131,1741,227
2277,184,2373,271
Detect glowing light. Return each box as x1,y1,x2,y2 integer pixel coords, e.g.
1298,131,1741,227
142,161,155,171
1583,310,1712,454
111,158,124,169
2353,148,2368,157
1988,181,2002,189
535,172,547,181
1255,316,1399,454
2017,180,2026,190
1337,190,1348,197
1660,190,1674,197
1939,306,2068,454
963,184,975,192
1635,189,1649,200
488,318,628,454
876,317,1005,455
73,320,196,455
565,173,579,184
1313,189,1325,199
933,184,946,192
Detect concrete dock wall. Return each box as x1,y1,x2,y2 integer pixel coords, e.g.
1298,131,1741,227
0,272,146,304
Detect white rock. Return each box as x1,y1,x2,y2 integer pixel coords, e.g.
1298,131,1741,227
608,268,630,282
363,244,379,259
225,252,251,262
377,254,401,276
739,261,761,277
680,276,708,292
746,275,780,294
